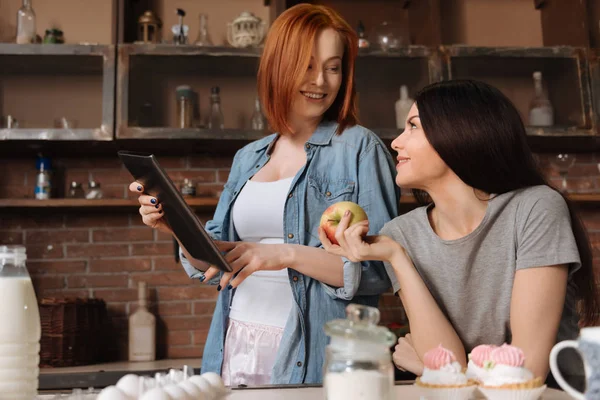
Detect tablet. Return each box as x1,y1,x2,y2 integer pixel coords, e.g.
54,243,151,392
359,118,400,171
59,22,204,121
118,150,233,272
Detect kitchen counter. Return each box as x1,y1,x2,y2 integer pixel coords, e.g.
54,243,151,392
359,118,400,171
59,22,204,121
37,384,572,399
39,359,201,391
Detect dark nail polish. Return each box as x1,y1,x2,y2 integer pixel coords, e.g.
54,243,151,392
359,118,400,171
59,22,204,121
155,204,159,208
217,285,222,291
200,276,206,282
151,198,156,204
227,285,232,290
137,186,142,191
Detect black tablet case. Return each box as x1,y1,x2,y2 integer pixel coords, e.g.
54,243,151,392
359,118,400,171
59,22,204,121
118,151,233,272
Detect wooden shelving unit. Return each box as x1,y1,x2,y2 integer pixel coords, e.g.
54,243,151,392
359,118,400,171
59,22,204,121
0,43,115,141
0,198,219,209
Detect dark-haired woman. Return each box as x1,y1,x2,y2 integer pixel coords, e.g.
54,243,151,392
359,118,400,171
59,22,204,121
320,80,598,384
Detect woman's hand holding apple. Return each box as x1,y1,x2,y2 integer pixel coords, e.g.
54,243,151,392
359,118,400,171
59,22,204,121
318,201,404,263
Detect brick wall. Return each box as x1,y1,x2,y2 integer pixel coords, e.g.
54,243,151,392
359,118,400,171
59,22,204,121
0,151,598,362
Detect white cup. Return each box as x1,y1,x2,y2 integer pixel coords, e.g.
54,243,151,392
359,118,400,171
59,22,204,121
549,327,600,399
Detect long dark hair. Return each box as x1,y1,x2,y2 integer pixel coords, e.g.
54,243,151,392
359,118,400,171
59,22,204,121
413,79,599,326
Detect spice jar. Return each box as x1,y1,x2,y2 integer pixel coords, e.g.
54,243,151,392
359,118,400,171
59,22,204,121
176,85,194,128
67,182,85,198
323,304,396,400
180,178,196,197
85,181,103,199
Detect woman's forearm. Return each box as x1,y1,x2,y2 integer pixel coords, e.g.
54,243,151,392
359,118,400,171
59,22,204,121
177,237,211,272
287,244,345,287
390,251,467,366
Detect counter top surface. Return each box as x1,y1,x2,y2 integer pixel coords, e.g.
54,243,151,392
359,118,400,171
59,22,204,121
37,385,572,399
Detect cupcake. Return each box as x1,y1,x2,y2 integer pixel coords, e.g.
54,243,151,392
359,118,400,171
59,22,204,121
466,344,496,382
478,344,546,400
415,345,477,400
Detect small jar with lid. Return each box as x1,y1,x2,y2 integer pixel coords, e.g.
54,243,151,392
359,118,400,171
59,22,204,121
176,85,194,128
67,181,85,198
85,181,103,199
323,304,396,400
180,178,196,197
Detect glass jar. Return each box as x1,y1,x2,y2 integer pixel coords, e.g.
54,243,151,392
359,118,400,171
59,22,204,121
85,181,103,199
323,304,396,400
68,181,85,198
176,85,194,128
0,245,41,400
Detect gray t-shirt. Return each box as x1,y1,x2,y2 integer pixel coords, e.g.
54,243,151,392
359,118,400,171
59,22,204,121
381,185,581,357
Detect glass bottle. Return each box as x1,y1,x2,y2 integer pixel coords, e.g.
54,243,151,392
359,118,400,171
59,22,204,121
0,245,41,400
208,86,225,130
357,20,370,49
395,85,413,130
34,156,51,200
176,85,194,128
194,14,213,46
528,71,554,127
323,304,396,400
16,0,36,44
128,281,156,361
251,96,266,131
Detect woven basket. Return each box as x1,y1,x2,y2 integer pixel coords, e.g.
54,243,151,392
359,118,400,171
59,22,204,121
39,297,108,368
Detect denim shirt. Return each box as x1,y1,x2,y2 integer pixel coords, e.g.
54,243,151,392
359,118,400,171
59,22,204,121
180,120,399,384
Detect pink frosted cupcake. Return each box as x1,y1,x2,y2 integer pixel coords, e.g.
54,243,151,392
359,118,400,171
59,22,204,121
478,344,546,400
466,344,496,382
415,345,477,400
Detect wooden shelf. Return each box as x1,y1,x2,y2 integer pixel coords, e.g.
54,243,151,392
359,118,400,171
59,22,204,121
2,194,600,210
0,198,219,209
0,128,112,141
0,43,111,56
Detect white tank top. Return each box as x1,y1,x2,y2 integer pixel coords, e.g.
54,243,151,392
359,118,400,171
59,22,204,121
229,177,294,328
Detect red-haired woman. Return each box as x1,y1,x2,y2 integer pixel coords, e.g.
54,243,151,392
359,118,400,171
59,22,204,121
130,4,399,386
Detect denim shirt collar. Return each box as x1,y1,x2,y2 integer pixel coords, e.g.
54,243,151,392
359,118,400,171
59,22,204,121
254,120,339,154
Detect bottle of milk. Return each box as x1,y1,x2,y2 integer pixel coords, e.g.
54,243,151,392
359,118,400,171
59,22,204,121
0,245,41,400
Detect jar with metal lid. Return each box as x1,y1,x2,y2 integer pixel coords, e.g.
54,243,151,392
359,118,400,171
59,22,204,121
323,303,396,400
67,181,85,198
85,181,103,199
176,85,194,128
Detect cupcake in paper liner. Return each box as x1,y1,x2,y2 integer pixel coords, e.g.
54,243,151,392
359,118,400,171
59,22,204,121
415,344,477,400
478,344,546,400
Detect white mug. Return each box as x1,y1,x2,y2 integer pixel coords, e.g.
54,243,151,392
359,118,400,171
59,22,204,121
550,327,600,399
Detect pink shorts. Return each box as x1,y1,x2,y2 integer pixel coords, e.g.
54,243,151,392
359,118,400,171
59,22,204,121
221,318,284,387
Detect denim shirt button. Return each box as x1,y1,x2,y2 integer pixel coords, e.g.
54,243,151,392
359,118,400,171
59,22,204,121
293,276,298,282
288,193,293,198
287,233,294,239
305,143,310,150
325,191,331,197
297,361,303,367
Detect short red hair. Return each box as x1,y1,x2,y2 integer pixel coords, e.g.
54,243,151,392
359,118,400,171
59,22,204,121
257,4,359,135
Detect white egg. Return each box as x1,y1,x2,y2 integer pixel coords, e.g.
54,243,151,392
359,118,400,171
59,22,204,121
116,373,141,398
97,385,132,400
188,375,217,400
201,372,227,395
140,387,173,400
178,380,205,399
163,384,193,400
